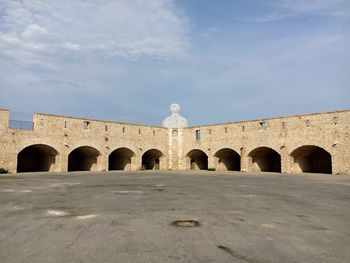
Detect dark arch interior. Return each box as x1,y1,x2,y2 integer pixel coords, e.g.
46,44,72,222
68,146,100,172
291,146,332,174
17,144,58,173
109,148,134,170
214,148,241,171
142,149,163,170
249,147,281,172
187,149,208,170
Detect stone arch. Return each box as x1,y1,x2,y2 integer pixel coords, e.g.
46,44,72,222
186,149,208,170
142,149,164,170
214,148,241,171
290,145,332,174
248,147,281,173
68,146,101,172
109,147,135,171
17,144,58,172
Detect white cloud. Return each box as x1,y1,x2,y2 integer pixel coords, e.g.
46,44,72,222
62,42,80,51
275,0,350,16
250,0,350,22
21,24,48,39
0,0,190,62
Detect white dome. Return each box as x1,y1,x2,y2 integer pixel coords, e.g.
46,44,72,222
162,103,188,128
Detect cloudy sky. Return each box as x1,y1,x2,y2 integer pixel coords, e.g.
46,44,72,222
1,0,349,126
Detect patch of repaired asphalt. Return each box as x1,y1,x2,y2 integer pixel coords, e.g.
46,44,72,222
46,210,69,217
45,210,99,220
261,224,274,229
76,214,99,220
1,189,33,193
171,220,201,227
115,190,144,195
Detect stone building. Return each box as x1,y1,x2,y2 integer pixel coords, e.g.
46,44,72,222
0,104,349,175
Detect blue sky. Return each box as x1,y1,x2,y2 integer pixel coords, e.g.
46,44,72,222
0,0,349,126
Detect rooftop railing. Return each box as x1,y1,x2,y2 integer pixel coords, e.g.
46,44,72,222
9,120,34,130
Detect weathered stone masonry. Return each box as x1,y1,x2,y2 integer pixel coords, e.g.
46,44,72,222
0,107,349,175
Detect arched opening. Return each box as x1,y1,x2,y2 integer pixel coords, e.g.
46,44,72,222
290,145,332,174
109,147,135,171
248,147,281,173
186,149,208,170
68,146,101,172
214,148,240,171
17,144,58,173
142,149,164,170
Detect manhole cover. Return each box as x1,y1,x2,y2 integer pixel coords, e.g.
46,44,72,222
171,220,200,227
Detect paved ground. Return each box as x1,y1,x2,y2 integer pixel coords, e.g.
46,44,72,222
0,171,349,263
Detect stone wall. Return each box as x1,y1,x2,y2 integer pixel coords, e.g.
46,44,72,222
0,108,349,175
0,110,168,173
182,110,350,175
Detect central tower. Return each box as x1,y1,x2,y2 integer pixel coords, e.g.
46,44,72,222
162,104,188,170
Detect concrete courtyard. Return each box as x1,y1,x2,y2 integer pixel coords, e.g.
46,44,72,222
0,171,349,263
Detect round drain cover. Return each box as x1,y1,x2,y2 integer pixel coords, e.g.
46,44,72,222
172,220,200,227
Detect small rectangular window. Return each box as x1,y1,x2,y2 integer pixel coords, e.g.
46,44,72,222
83,121,90,130
260,121,267,130
225,127,228,133
306,120,310,127
139,129,141,135
172,129,178,137
122,127,125,133
64,121,67,129
105,125,108,131
242,125,245,132
196,129,201,140
333,116,338,125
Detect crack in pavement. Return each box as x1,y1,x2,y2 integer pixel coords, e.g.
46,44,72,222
217,245,261,263
65,223,93,249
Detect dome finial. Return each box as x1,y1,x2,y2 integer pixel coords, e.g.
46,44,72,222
170,103,181,114
162,103,188,128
